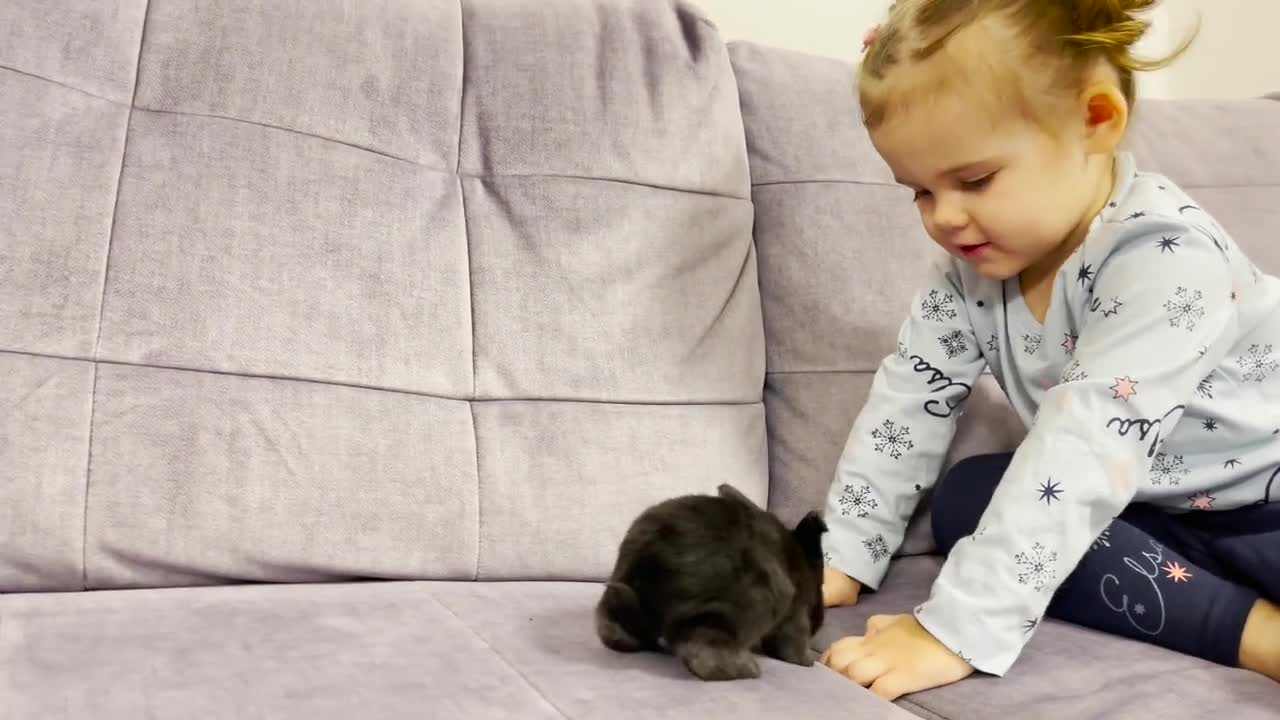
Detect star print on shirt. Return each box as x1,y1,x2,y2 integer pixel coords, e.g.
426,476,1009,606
1037,479,1063,505
1163,561,1192,582
1188,491,1216,510
1125,211,1147,221
1089,296,1124,317
1061,333,1077,355
987,334,999,353
1077,264,1095,287
1156,235,1180,253
1110,376,1139,401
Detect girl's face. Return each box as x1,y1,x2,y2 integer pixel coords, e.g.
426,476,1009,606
868,88,1115,283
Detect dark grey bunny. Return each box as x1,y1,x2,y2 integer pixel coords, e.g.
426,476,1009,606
595,483,827,681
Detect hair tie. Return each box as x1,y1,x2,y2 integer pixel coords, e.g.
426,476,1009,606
862,24,882,54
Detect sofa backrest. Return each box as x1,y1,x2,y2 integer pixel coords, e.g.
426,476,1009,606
729,39,1280,555
1,0,765,591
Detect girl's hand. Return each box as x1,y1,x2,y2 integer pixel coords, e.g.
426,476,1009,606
819,613,974,701
822,566,862,607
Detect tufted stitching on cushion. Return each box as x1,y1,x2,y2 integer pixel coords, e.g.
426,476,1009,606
82,0,151,591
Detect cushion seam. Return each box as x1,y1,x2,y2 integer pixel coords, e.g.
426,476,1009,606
84,0,151,591
428,593,571,720
125,106,751,201
0,64,128,106
2,349,760,408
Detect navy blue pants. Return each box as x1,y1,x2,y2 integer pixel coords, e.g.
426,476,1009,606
933,452,1280,667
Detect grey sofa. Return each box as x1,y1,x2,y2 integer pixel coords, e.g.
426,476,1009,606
2,1,1278,718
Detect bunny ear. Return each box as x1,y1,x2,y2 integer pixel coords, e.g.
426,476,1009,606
716,483,759,508
791,511,828,554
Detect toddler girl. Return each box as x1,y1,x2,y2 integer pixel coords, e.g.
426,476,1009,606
818,0,1280,701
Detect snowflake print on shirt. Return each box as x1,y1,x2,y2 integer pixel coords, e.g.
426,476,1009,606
871,420,914,459
1015,542,1058,593
1077,264,1094,287
1061,359,1087,383
1023,333,1042,356
1196,371,1215,399
921,289,958,322
1156,235,1180,253
864,534,891,563
838,484,878,518
1237,344,1278,382
938,329,969,359
1163,287,1205,331
1150,452,1189,486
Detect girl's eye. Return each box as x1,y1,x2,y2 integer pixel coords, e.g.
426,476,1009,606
961,172,996,190
912,189,932,201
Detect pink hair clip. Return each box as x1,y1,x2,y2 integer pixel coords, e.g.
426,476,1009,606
862,24,882,53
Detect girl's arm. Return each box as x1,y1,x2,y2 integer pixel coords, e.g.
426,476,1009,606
823,257,988,592
913,214,1239,676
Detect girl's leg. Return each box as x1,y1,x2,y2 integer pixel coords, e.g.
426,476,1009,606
931,453,1259,668
1181,502,1280,680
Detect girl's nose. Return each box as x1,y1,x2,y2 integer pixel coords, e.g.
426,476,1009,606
931,193,969,232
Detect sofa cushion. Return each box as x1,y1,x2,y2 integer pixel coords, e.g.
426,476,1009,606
0,580,918,720
1,0,767,591
817,556,1280,720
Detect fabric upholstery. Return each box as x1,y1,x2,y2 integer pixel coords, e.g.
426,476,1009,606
0,72,128,358
0,353,94,591
1,0,765,591
0,580,919,720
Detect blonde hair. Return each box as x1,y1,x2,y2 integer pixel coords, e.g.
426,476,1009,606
858,1,1196,130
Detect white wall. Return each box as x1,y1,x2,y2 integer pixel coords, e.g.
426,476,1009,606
1159,1,1279,99
695,0,1279,99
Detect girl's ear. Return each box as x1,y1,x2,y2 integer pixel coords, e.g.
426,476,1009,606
1081,81,1129,155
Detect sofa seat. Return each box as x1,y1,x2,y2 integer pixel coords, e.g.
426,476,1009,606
1,580,914,720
